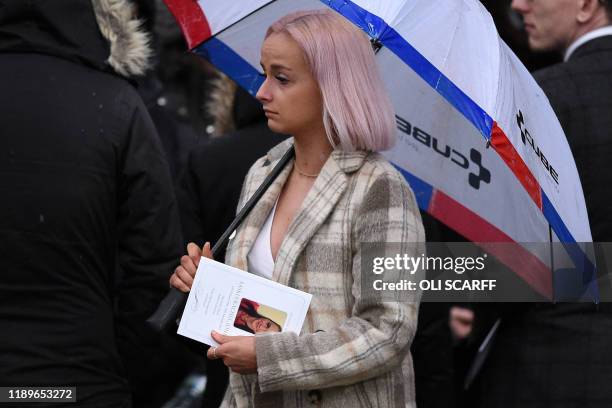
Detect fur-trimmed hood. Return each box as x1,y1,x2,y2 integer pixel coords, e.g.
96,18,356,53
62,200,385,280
91,0,152,77
0,0,151,78
206,73,237,137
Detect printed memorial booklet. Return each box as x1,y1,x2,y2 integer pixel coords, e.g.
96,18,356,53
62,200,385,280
177,257,312,347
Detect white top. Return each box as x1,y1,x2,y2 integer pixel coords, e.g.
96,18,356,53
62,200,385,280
247,200,277,279
564,26,612,62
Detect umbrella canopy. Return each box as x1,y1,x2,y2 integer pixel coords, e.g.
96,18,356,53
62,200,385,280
164,0,595,300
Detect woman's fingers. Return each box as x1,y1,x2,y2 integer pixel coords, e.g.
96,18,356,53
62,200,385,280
207,346,218,360
171,263,194,290
211,330,231,344
176,264,195,287
207,343,227,360
169,267,192,292
207,332,232,360
207,335,257,374
180,255,197,277
187,242,202,267
170,242,210,293
202,242,213,259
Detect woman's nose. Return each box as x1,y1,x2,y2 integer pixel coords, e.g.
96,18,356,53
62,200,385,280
256,78,271,102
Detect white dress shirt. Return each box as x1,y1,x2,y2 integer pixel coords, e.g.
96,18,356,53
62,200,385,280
247,200,276,279
564,25,612,61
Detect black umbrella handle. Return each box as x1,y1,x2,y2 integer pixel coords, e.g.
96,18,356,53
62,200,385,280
145,235,231,332
146,146,295,332
146,288,187,332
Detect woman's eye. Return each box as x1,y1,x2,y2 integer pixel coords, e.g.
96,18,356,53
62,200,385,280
275,75,289,84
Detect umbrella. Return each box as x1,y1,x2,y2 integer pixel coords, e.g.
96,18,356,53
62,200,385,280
162,0,596,301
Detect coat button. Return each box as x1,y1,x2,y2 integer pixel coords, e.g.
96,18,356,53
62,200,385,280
307,389,322,405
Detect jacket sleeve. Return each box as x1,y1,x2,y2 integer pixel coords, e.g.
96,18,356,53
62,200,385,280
175,148,207,247
114,91,183,354
254,169,425,392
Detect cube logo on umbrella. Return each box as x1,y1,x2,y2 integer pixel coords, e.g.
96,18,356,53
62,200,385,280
395,114,491,190
163,0,596,301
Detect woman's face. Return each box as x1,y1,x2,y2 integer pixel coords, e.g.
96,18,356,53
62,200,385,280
249,317,281,333
256,32,323,136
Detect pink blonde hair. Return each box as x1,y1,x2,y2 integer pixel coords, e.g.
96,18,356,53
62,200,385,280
266,9,396,152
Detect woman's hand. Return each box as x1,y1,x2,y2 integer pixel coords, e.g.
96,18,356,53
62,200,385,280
169,242,213,292
207,331,258,374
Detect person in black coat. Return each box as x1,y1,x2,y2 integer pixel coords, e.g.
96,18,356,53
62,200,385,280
475,1,612,406
0,1,183,407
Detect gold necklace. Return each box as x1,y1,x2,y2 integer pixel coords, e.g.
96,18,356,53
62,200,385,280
294,162,319,178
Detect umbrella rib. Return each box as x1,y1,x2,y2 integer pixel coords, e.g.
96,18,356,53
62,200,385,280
438,7,463,90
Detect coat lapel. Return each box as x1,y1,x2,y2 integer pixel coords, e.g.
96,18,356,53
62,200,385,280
272,149,367,286
232,143,294,273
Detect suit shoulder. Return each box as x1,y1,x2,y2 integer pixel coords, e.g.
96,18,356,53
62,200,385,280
533,55,603,90
533,63,583,108
533,63,573,88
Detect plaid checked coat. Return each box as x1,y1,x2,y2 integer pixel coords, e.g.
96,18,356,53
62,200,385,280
220,139,425,408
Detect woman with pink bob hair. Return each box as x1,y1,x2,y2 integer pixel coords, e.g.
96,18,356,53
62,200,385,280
171,8,425,408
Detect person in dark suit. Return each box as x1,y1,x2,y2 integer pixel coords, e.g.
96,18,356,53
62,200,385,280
476,1,612,406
